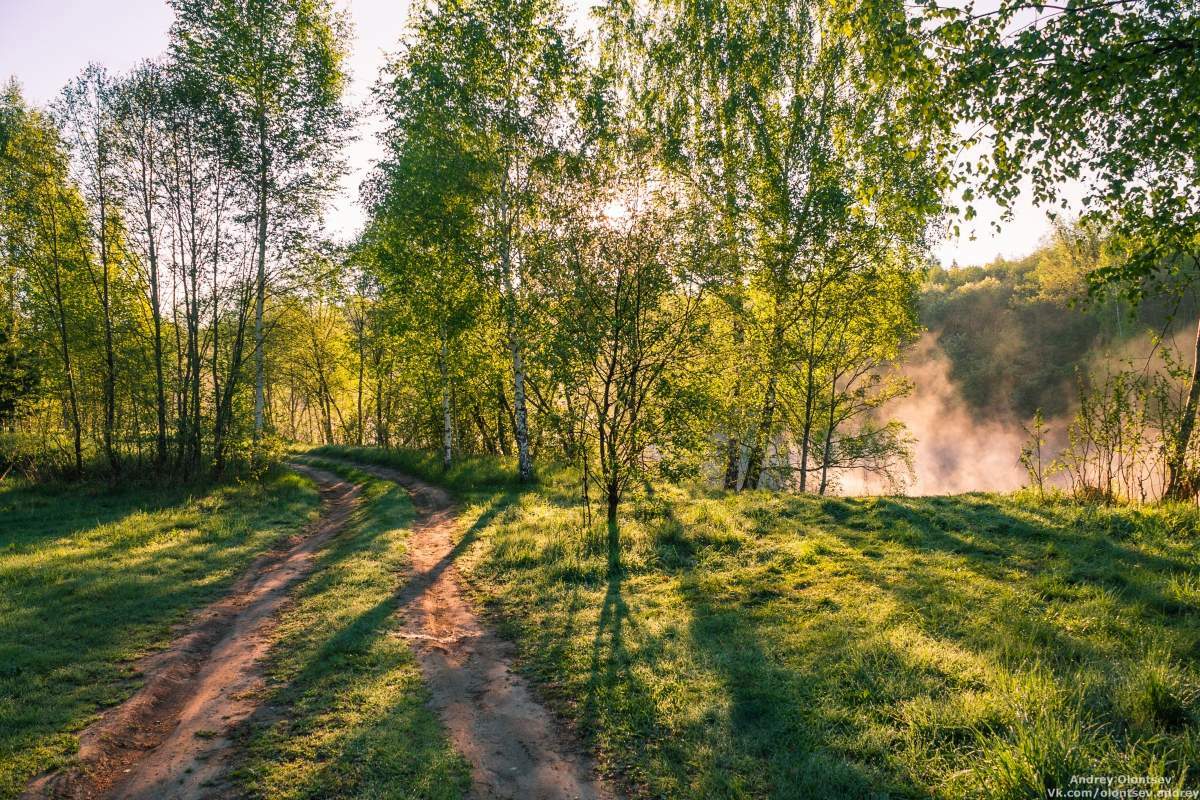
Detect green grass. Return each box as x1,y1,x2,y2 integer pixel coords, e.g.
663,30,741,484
307,445,529,493
12,443,1199,799
313,447,1200,798
234,459,470,799
0,470,320,799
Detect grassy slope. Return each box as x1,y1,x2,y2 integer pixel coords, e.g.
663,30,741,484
0,470,319,799
314,446,1200,800
235,460,469,799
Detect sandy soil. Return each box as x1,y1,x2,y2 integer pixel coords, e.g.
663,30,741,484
335,459,616,800
22,466,360,800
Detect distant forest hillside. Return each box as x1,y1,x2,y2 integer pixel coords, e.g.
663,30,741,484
922,233,1198,423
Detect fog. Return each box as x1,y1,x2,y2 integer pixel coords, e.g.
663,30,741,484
840,336,1056,496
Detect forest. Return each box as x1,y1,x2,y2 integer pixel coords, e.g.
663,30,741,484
1,1,1198,799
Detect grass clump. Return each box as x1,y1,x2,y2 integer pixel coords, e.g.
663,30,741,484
0,469,320,799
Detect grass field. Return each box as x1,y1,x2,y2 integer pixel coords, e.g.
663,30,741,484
0,470,319,799
234,460,469,798
314,446,1200,800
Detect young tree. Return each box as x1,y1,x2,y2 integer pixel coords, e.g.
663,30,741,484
393,0,587,481
622,0,942,491
368,35,491,469
57,65,124,472
0,88,93,472
548,191,709,540
111,61,170,466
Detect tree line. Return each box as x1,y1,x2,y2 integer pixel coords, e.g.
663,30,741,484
0,0,349,478
2,0,1197,507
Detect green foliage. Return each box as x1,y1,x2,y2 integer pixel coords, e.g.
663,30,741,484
0,327,37,427
922,0,1200,299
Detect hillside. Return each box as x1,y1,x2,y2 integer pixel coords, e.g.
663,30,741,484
311,446,1200,799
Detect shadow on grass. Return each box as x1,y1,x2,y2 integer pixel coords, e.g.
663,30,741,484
572,492,1200,798
0,473,315,798
233,479,519,799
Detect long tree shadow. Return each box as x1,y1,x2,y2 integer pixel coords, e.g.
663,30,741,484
828,496,1199,644
661,493,893,799
582,566,629,735
232,484,516,798
0,476,315,793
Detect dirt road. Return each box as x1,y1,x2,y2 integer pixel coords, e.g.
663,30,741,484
23,466,359,800
24,459,614,800
325,458,615,800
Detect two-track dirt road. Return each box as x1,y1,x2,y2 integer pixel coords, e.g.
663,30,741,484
23,461,613,800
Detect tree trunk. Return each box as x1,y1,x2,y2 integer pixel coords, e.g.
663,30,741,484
509,327,532,479
48,202,83,474
798,350,818,492
252,115,268,448
496,378,513,456
440,326,453,469
356,322,365,446
743,313,784,490
97,179,117,473
722,290,745,490
1165,314,1200,500
375,362,388,447
498,162,532,481
818,378,838,495
141,150,168,467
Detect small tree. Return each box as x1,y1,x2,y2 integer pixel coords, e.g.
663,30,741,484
1019,408,1049,498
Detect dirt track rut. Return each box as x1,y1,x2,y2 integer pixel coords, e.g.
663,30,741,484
330,458,615,800
23,466,359,800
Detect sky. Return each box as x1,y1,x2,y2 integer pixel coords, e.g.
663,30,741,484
0,0,1069,267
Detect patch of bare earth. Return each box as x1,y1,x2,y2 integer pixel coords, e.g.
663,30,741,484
335,459,616,800
22,466,360,800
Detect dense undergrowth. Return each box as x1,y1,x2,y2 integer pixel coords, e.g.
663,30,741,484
313,445,1200,799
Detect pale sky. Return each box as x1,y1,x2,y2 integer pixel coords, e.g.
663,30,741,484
0,0,1069,267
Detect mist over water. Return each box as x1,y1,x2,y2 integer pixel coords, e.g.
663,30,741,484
842,326,1193,498
841,336,1046,496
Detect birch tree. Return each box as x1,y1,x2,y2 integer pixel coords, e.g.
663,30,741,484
168,0,351,452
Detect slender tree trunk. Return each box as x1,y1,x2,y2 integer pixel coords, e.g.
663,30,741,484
818,378,838,495
509,325,531,478
141,150,168,467
97,185,117,473
496,377,513,456
439,325,452,469
722,309,745,490
1165,314,1200,500
355,322,365,446
213,284,249,477
743,312,784,490
208,158,223,469
498,165,532,481
252,115,268,449
798,350,818,492
48,203,83,474
374,359,387,447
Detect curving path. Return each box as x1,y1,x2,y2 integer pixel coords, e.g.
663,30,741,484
324,457,615,800
23,466,360,800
